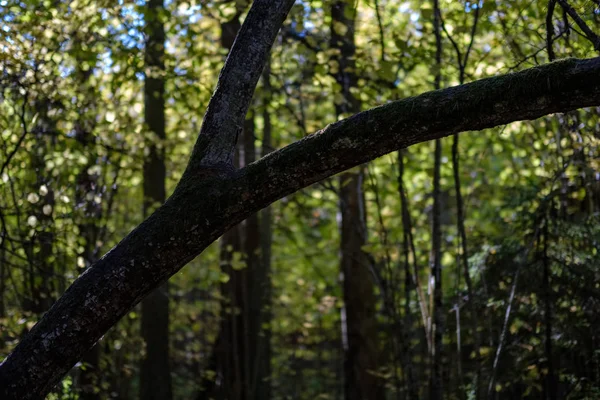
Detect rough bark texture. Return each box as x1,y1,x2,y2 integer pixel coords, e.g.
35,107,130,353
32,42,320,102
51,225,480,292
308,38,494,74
1,40,600,397
139,0,173,398
211,14,248,400
213,104,268,400
184,0,295,174
331,2,383,399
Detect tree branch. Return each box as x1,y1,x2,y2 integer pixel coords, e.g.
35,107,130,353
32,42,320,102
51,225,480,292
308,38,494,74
557,0,600,51
241,57,600,202
1,56,600,399
547,0,557,61
182,0,295,176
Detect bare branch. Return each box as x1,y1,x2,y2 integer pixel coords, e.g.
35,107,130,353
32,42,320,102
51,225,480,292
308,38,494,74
547,0,558,61
0,92,29,177
557,0,600,51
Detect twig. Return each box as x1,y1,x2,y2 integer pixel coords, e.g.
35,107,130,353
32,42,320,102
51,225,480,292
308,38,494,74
0,92,29,177
557,0,600,51
547,0,557,61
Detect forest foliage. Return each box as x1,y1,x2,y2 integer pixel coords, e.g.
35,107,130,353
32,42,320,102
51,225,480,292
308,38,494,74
1,0,599,399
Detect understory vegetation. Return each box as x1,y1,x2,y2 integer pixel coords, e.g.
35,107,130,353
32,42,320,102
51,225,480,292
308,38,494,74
0,0,599,399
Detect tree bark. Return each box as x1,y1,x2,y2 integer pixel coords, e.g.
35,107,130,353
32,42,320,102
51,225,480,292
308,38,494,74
255,61,274,400
398,150,420,399
330,2,383,399
542,225,557,400
139,0,172,398
0,5,599,390
430,2,444,399
211,12,272,400
243,108,273,400
216,222,245,400
73,59,102,400
212,13,249,400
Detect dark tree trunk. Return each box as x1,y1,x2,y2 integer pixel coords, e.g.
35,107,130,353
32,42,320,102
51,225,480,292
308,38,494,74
430,1,444,399
331,2,383,400
216,222,246,400
73,64,102,400
210,12,252,400
140,0,172,398
429,138,444,400
79,345,100,400
0,236,5,352
244,106,272,400
398,150,420,399
212,86,268,400
255,61,274,400
542,226,557,400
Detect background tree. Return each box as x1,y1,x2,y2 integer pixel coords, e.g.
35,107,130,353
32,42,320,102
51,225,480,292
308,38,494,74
139,0,173,398
330,1,383,399
0,0,599,399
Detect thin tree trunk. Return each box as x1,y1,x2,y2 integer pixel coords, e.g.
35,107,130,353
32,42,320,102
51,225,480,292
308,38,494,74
0,241,5,351
430,1,444,399
447,7,483,395
398,149,431,351
73,65,102,399
398,150,419,399
0,246,4,320
487,268,520,399
243,111,264,400
140,0,172,398
429,138,444,400
69,19,122,393
254,59,274,400
331,2,383,399
217,222,246,400
542,224,557,400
